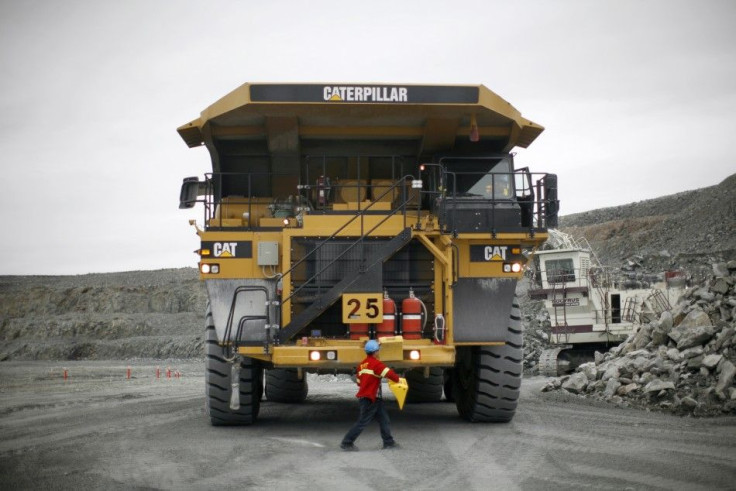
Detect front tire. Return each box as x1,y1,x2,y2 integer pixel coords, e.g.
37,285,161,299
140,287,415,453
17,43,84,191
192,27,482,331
205,308,263,426
453,296,523,422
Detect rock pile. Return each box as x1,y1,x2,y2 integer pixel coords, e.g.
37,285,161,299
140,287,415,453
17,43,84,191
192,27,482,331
542,261,736,416
516,277,552,374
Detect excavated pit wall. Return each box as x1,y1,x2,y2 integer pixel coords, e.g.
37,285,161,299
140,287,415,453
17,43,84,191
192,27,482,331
0,269,207,361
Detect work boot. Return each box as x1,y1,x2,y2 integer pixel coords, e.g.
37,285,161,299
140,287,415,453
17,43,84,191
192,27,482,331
340,443,358,451
382,441,399,449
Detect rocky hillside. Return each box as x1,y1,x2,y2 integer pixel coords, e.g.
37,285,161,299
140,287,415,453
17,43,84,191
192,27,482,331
560,173,736,280
0,269,207,361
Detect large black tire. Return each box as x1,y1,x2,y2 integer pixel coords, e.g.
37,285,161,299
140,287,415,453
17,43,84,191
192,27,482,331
405,367,444,403
453,296,523,422
205,308,263,426
265,368,308,403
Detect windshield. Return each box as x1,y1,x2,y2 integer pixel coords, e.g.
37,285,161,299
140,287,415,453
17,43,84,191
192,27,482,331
445,158,514,199
546,258,576,284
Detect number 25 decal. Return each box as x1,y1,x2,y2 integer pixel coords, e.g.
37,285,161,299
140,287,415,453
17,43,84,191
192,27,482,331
342,294,383,323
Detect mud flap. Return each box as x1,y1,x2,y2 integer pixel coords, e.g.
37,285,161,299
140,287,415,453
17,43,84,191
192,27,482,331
230,362,240,410
453,278,516,342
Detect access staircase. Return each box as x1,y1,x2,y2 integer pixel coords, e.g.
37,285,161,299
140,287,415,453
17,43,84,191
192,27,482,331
277,179,415,343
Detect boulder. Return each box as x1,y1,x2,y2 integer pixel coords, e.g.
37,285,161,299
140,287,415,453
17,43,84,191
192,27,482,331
695,290,715,302
650,327,670,347
681,346,704,359
658,310,674,330
644,379,675,393
702,354,723,370
631,325,653,350
601,364,620,382
561,372,588,394
711,278,730,295
638,372,656,385
678,309,712,329
681,396,699,408
715,360,736,396
604,379,622,399
687,355,705,370
671,324,715,350
666,348,683,362
617,383,639,396
712,262,729,278
714,328,735,351
678,326,715,350
541,379,560,392
579,362,598,383
594,351,604,365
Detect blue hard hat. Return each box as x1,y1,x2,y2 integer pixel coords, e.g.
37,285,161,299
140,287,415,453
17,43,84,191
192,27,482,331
365,340,380,353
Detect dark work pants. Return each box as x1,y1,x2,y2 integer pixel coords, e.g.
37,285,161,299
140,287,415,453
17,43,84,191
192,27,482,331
341,397,394,445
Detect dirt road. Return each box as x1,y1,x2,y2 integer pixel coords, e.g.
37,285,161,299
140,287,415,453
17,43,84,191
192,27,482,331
1,361,735,490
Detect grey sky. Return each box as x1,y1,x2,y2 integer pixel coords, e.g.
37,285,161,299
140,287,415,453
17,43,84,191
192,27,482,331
1,0,734,275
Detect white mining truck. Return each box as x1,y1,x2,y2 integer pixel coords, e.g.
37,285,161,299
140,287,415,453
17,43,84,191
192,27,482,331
178,82,559,424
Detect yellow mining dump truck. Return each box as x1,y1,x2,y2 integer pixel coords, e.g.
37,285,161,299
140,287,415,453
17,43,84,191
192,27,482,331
178,83,559,424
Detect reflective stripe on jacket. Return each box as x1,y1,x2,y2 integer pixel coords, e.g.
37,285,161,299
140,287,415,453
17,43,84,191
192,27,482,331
355,354,400,402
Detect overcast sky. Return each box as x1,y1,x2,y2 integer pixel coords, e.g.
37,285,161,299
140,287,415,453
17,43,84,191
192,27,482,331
1,0,734,275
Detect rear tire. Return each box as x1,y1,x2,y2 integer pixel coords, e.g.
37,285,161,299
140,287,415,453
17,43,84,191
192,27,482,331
265,368,308,403
405,367,444,403
453,296,523,422
205,308,263,426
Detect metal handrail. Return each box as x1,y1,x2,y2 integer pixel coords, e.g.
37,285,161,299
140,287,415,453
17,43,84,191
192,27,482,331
423,160,555,233
281,176,416,307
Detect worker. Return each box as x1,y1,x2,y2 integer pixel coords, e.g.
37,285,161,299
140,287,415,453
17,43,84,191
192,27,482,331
340,339,400,451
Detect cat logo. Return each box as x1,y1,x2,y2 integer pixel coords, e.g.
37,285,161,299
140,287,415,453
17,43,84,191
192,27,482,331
213,242,238,258
201,241,252,259
484,246,508,261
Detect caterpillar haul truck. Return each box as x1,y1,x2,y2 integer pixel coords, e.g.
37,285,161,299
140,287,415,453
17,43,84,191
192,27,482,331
177,83,559,424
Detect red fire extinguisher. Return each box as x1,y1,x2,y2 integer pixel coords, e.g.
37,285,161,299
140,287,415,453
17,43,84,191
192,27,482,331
377,290,396,339
401,288,424,340
349,322,369,340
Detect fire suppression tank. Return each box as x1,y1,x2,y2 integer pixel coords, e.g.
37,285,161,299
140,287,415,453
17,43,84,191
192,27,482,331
377,290,396,338
349,322,369,340
401,288,425,340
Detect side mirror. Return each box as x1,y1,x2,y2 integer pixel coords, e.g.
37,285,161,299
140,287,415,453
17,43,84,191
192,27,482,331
179,177,201,209
543,174,559,228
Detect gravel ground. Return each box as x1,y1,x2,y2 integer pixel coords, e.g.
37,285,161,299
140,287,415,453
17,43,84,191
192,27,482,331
1,361,735,490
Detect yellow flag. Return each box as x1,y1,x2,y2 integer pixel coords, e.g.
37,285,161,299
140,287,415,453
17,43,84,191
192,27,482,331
388,377,409,410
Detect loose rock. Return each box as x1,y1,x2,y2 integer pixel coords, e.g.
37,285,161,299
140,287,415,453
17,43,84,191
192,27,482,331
542,260,736,417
